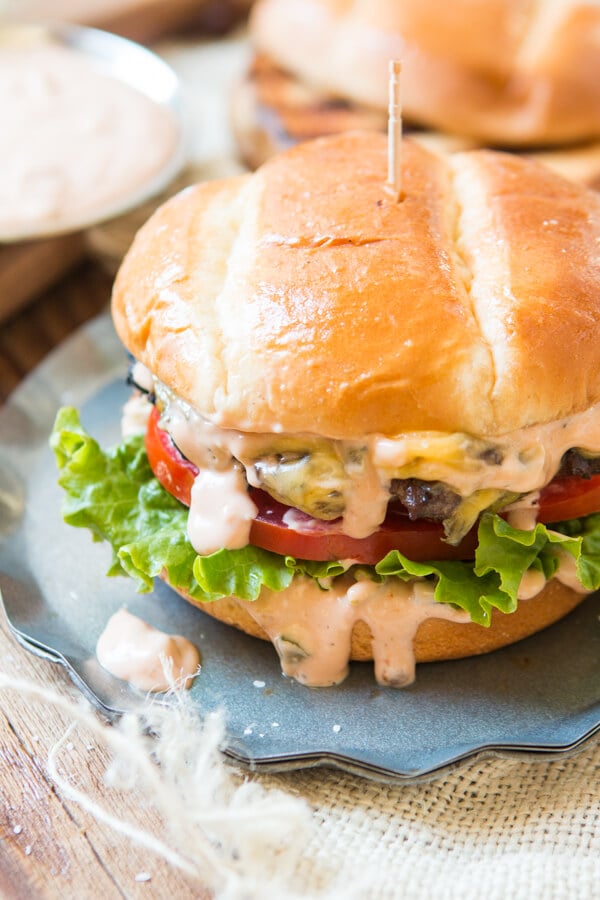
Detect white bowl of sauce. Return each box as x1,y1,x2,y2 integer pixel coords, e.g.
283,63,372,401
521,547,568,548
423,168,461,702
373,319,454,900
0,23,186,241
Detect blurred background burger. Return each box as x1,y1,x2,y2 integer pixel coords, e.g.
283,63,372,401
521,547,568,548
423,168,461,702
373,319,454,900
232,0,600,187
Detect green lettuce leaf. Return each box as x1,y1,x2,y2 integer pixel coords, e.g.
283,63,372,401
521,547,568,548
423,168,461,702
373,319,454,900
50,407,600,623
374,514,587,625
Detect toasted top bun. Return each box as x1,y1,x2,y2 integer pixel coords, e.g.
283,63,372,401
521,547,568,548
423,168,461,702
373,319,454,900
112,131,600,440
250,0,600,147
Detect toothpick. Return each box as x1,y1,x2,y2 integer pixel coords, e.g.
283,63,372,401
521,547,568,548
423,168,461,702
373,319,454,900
386,60,403,202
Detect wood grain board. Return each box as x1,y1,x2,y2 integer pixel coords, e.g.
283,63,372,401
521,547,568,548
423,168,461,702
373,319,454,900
5,0,252,43
0,260,111,403
0,237,87,328
0,611,211,899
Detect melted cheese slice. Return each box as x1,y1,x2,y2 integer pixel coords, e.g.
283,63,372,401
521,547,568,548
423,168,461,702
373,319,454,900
153,373,600,540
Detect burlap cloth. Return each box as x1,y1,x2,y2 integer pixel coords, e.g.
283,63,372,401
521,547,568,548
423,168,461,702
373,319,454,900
83,34,599,898
253,740,600,898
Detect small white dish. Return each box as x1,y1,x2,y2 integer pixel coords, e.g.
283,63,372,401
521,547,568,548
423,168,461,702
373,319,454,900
0,22,186,242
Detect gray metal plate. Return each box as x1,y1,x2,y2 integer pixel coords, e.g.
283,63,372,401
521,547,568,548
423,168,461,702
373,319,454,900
1,314,599,783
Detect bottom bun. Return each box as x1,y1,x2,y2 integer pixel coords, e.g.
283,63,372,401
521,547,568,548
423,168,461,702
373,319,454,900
166,576,586,664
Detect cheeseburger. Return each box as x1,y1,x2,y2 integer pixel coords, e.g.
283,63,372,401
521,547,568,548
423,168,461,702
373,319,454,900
52,132,600,688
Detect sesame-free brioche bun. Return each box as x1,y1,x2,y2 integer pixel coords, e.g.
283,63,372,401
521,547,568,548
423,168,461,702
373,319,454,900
166,576,587,663
249,0,600,148
112,131,600,440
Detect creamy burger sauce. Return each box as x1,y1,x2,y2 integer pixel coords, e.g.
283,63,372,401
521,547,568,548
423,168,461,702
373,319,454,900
240,576,470,687
187,468,258,556
232,557,590,688
0,40,178,234
96,609,200,692
121,392,153,438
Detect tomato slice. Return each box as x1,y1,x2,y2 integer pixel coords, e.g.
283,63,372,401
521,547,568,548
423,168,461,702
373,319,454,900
145,406,199,506
248,493,478,563
537,473,600,523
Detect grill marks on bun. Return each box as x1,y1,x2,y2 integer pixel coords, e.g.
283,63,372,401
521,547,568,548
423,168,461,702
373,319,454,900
112,132,600,442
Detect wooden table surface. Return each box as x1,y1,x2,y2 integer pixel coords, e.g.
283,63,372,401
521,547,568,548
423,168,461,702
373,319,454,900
0,261,212,899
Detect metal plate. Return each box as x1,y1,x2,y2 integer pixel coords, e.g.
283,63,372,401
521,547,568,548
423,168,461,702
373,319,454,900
0,22,186,241
1,314,599,783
